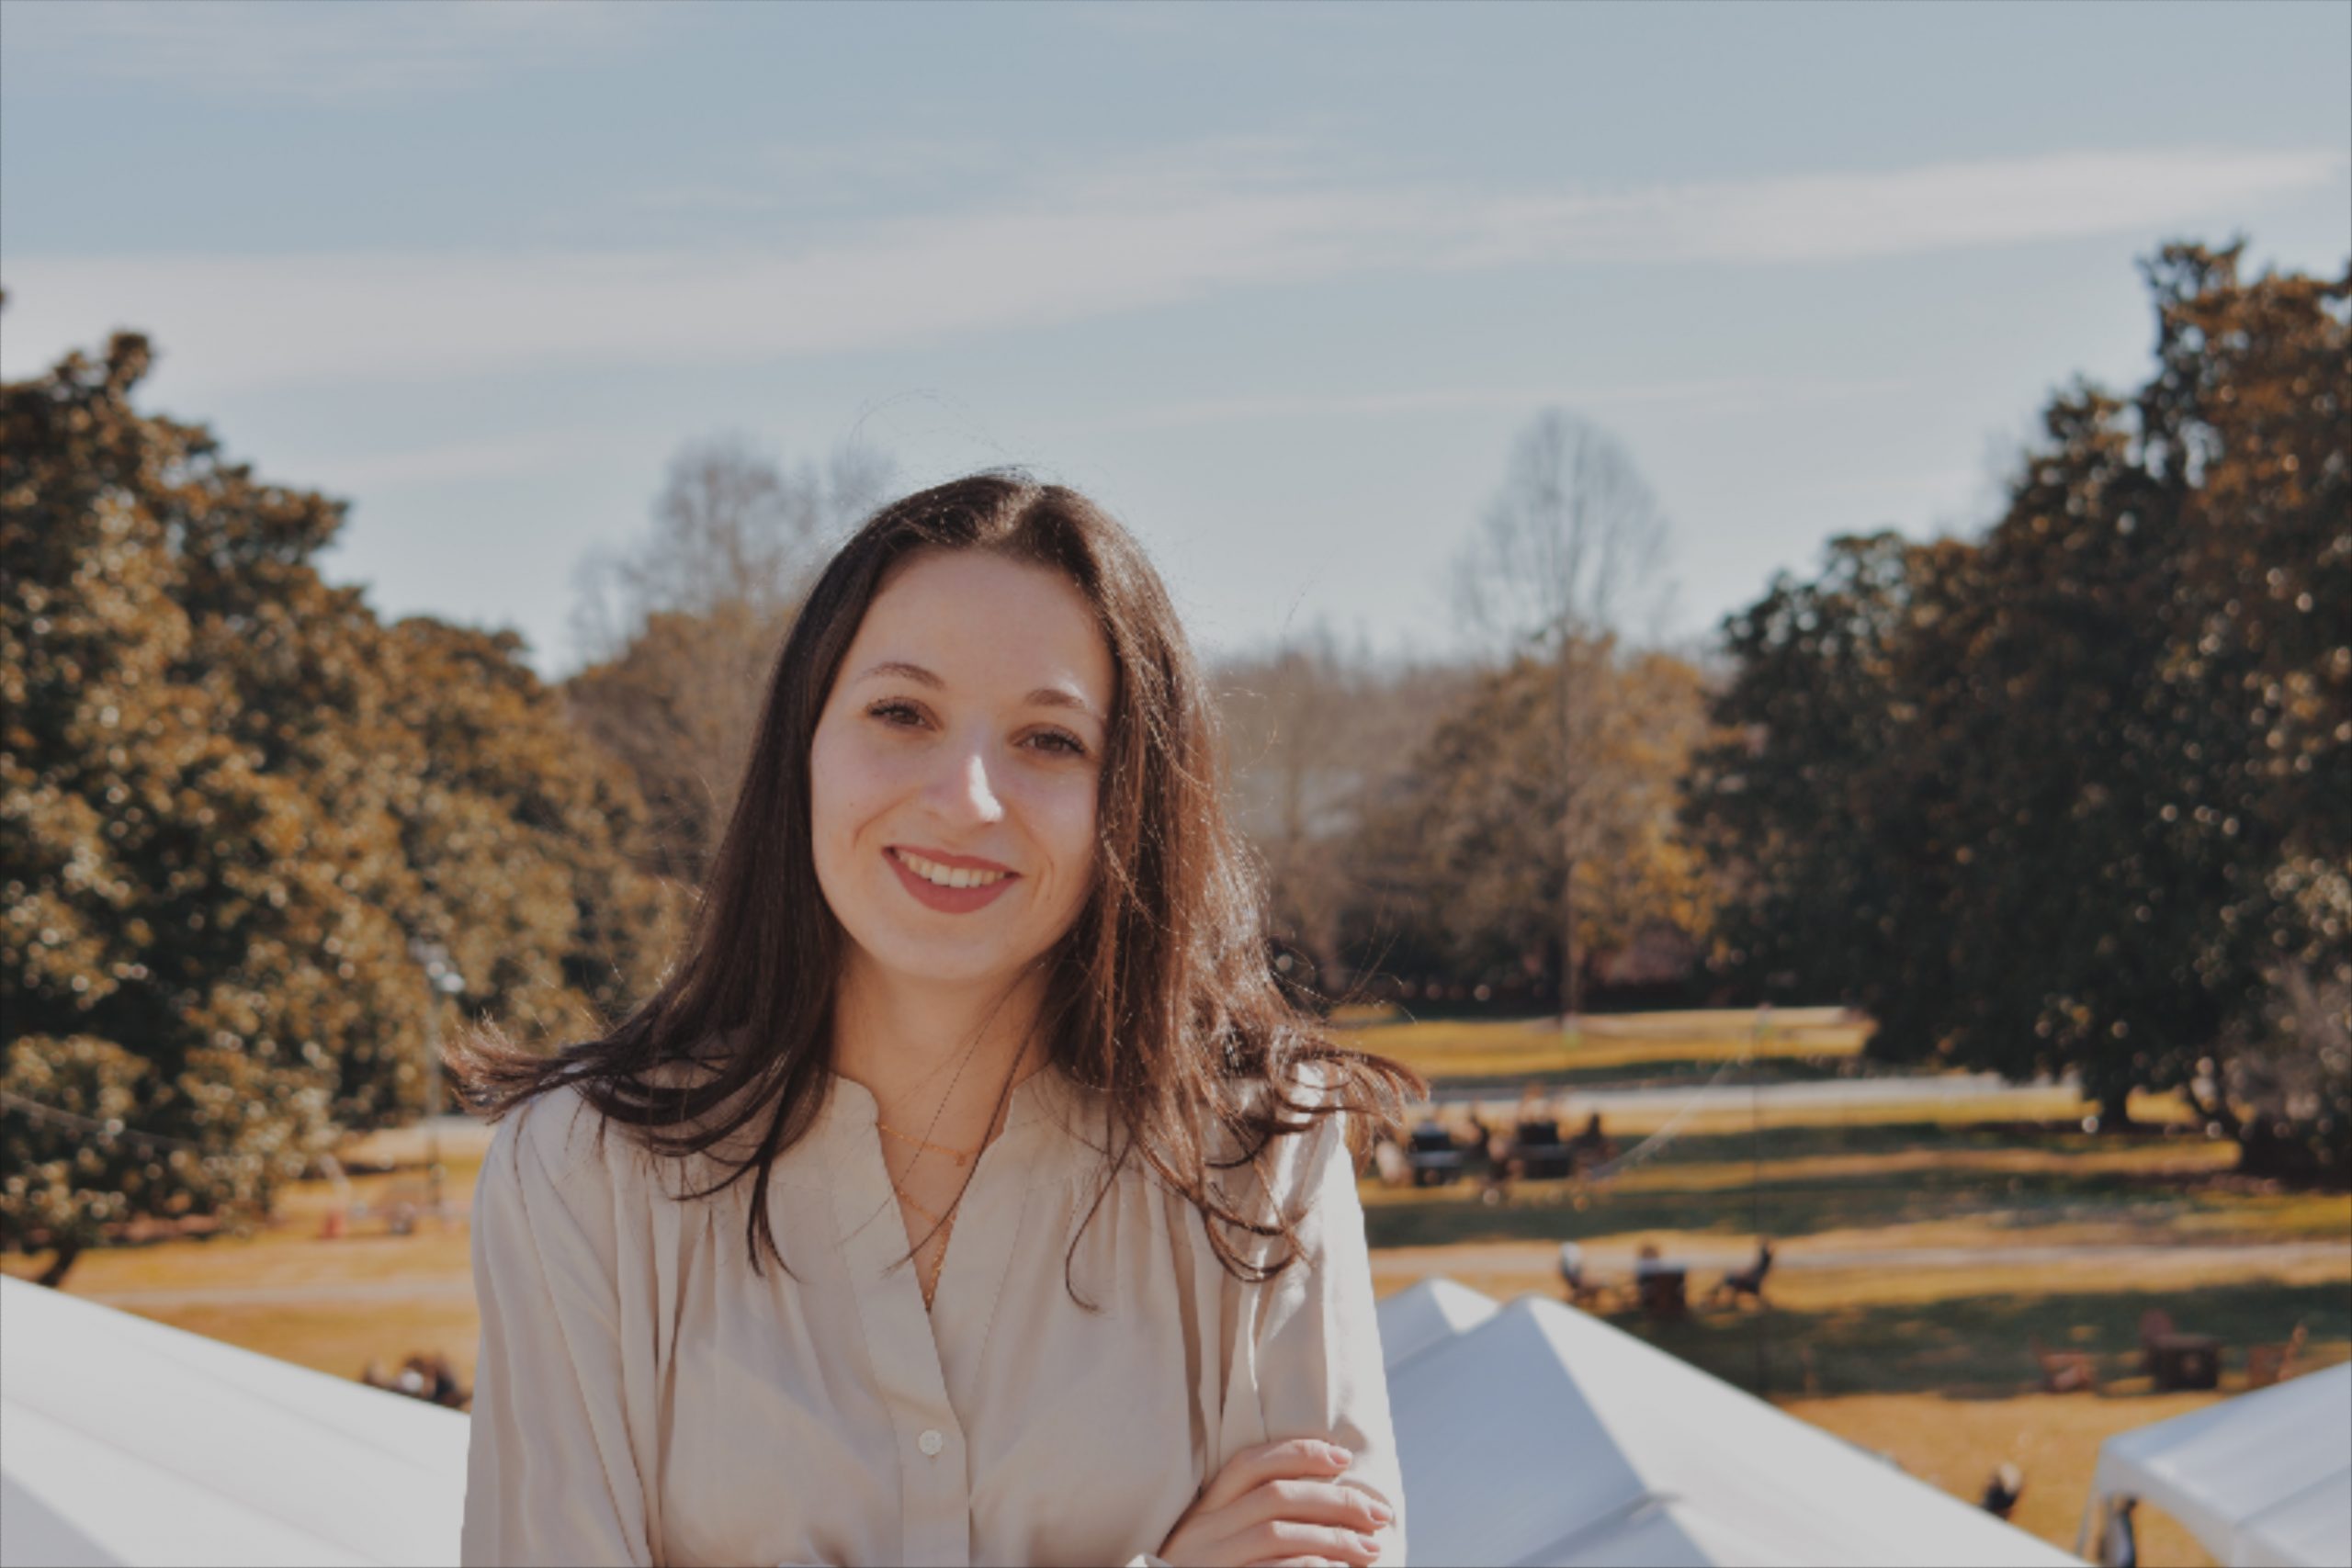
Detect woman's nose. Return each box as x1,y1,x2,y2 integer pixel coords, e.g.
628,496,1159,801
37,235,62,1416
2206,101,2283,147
928,743,1005,823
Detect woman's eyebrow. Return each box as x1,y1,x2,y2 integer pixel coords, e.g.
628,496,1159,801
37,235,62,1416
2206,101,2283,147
1023,686,1102,721
854,660,944,690
853,660,1102,721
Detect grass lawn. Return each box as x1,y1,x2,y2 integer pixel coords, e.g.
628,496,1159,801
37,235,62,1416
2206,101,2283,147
0,1153,488,1385
1332,1007,1870,1084
1357,1119,2341,1252
6,1009,2341,1566
1788,1391,2236,1567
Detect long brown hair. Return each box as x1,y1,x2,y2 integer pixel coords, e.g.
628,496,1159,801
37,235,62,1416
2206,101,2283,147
450,472,1425,1302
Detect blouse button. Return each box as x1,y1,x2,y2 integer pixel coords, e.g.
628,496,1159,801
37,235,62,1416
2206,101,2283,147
918,1428,944,1457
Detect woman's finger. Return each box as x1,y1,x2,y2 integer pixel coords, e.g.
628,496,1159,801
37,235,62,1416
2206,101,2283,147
1224,1517,1381,1568
1232,1476,1394,1538
1198,1437,1352,1511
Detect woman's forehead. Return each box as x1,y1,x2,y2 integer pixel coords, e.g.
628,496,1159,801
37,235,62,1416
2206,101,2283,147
850,550,1114,705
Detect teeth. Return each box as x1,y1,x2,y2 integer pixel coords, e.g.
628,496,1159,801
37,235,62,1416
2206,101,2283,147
896,850,1008,889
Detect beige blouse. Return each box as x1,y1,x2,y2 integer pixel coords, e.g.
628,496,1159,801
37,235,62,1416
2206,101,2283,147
459,1058,1408,1567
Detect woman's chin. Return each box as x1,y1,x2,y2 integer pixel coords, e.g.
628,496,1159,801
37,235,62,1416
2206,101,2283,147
865,937,1030,992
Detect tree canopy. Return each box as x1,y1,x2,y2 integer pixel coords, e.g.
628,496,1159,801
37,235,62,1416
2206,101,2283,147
2,317,686,1279
1691,243,2349,1172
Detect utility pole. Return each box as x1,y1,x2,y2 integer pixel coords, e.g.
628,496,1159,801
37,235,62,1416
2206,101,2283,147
408,938,467,1220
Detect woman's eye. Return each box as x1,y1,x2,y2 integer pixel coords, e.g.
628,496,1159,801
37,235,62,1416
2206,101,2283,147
1027,729,1088,758
867,700,927,728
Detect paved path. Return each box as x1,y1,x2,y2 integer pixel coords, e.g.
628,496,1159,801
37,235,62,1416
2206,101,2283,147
1370,1237,2348,1278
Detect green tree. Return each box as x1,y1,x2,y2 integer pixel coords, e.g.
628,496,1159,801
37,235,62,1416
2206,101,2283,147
1686,530,1936,1010
4,315,690,1279
3,328,366,1280
1693,243,2348,1171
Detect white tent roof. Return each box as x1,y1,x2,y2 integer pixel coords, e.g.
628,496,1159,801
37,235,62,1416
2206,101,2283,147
1375,1278,2078,1567
1374,1275,1501,1373
2079,1362,2351,1568
0,1274,467,1568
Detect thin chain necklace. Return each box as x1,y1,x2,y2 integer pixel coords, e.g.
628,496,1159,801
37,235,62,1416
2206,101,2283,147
877,1056,1046,1310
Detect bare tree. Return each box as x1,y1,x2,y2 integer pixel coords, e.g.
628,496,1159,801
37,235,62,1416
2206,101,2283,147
1452,409,1674,1026
571,434,891,661
566,433,892,883
1216,625,1475,996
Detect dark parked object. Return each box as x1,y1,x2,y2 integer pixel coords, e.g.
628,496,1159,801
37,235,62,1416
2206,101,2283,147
1406,1122,1466,1186
1511,1117,1577,1180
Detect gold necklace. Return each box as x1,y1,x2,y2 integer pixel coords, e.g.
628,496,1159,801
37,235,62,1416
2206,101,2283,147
875,1119,981,1167
895,1187,956,1310
876,1058,1046,1311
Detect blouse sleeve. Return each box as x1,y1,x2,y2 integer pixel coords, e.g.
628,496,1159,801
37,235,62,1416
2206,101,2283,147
461,1089,656,1567
1236,1079,1409,1565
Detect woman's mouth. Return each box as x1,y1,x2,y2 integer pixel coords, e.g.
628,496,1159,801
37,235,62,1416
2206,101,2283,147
886,846,1020,914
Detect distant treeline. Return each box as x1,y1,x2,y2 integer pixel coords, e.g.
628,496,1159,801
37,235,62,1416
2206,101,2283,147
3,240,2344,1280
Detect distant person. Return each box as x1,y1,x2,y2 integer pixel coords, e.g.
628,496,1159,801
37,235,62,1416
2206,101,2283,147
422,1352,468,1409
1979,1462,2024,1520
1557,1241,1586,1298
1480,1122,1519,1204
449,479,1408,1566
1465,1111,1497,1161
1710,1238,1775,1308
1567,1111,1616,1169
2098,1497,2139,1568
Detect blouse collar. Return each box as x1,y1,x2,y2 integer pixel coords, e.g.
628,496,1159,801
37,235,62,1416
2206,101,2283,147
820,1058,1089,1138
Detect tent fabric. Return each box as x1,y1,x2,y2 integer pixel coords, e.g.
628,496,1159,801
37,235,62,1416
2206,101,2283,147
1,1471,119,1568
0,1274,467,1568
2231,1472,2352,1568
1374,1279,2078,1568
2078,1362,2351,1568
1373,1274,1500,1374
6,1269,2083,1568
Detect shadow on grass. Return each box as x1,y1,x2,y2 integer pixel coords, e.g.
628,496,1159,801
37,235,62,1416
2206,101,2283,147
1634,1120,2179,1168
1598,1278,2352,1400
1423,1057,1861,1094
1363,1145,2325,1251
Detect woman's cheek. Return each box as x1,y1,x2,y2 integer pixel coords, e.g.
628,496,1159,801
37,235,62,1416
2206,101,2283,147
1036,776,1099,916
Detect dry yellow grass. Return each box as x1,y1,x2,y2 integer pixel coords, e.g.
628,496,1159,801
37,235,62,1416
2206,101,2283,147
127,1297,487,1387
1337,1009,1870,1081
1785,1391,2229,1566
0,1156,484,1296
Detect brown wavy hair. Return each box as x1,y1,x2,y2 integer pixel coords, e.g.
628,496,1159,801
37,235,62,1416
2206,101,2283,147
449,472,1425,1302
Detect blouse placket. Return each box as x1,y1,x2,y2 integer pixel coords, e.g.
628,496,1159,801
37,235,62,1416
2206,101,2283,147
825,1079,1038,1568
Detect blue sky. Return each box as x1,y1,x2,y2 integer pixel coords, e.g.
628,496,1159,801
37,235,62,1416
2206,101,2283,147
5,1,2346,676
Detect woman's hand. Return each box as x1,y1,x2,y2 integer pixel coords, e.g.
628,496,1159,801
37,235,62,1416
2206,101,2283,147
1154,1437,1394,1567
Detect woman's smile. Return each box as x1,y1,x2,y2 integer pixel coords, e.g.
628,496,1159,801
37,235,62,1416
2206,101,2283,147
885,844,1022,914
810,548,1107,987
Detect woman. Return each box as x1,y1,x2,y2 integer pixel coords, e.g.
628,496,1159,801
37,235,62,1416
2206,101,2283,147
454,475,1424,1567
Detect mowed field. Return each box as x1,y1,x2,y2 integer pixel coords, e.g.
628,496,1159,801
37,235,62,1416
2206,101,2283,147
1347,1013,2350,1566
7,1010,2345,1566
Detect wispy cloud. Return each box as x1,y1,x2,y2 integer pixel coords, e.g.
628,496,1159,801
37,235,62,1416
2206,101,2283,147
1437,147,2346,267
5,144,2338,392
1048,376,1909,434
10,0,648,104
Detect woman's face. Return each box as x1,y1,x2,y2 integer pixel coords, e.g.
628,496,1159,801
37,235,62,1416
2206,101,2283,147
810,548,1114,994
